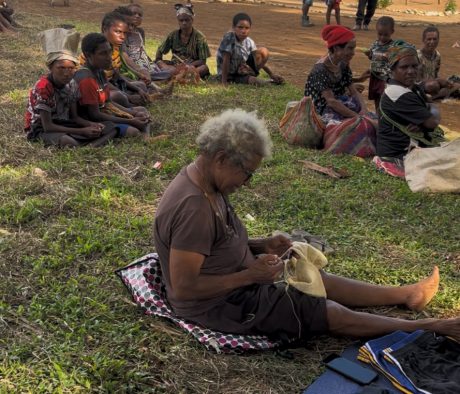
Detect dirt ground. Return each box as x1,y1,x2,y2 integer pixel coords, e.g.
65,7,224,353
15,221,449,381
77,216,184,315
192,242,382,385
18,0,460,125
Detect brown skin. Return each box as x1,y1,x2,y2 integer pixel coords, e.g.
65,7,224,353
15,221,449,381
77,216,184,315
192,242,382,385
220,20,284,88
127,5,171,86
170,152,460,340
102,20,149,106
0,2,21,28
391,56,440,133
40,60,117,148
325,0,340,26
364,24,393,113
155,14,210,78
82,41,154,140
322,39,370,118
418,31,460,100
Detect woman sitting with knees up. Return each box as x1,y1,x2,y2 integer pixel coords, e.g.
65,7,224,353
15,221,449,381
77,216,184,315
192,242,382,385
374,40,446,174
121,3,174,84
155,2,211,79
74,33,171,143
305,25,370,125
25,49,118,148
154,108,460,343
216,13,284,87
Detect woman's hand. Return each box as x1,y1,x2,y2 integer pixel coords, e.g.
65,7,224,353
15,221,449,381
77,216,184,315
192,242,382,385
91,123,105,132
264,235,292,257
359,108,371,118
134,111,150,121
407,123,424,134
247,254,283,284
270,74,285,84
136,88,150,104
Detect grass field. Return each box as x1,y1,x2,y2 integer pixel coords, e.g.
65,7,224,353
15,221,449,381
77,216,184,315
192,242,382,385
1,9,459,394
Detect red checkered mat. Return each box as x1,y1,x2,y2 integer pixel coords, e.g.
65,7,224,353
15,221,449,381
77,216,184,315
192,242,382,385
115,253,292,354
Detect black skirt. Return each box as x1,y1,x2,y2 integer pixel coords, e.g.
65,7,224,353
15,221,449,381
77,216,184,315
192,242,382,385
185,283,328,340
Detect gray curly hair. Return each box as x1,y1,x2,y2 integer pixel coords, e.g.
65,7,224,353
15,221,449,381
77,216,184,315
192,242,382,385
196,109,273,164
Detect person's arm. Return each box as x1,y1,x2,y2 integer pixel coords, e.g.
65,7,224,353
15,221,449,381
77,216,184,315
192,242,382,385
261,64,284,84
69,102,91,127
321,90,358,118
122,50,151,82
39,110,101,137
86,103,147,130
169,249,282,301
353,69,371,83
348,83,370,117
155,49,164,62
221,51,231,87
190,59,206,67
422,103,440,129
248,234,292,257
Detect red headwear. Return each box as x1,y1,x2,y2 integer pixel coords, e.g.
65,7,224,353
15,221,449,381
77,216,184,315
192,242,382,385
321,25,355,49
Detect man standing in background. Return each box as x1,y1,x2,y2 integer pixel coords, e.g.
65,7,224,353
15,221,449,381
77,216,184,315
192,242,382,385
353,0,377,30
301,0,315,27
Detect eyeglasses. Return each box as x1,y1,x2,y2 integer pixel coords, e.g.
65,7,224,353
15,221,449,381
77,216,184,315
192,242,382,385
238,163,256,183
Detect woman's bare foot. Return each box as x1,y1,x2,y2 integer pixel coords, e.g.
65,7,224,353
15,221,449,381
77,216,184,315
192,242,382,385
147,93,164,103
404,267,440,312
159,81,175,96
143,134,172,142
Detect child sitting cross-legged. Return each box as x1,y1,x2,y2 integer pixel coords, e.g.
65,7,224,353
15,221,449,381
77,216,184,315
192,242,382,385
74,33,171,143
216,13,284,87
25,50,118,148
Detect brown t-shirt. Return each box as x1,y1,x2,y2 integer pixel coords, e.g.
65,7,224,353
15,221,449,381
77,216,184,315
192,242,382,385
153,167,255,317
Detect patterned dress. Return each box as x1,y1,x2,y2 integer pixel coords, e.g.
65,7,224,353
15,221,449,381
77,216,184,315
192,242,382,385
25,75,81,133
304,60,355,124
417,49,441,80
157,28,211,66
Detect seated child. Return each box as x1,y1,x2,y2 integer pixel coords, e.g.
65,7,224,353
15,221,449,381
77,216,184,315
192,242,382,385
79,12,151,108
75,33,171,143
155,3,211,79
326,0,340,26
365,16,394,113
216,13,284,87
121,3,173,83
25,50,117,148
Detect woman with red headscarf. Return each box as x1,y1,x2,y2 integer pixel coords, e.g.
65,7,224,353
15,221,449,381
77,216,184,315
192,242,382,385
305,25,370,125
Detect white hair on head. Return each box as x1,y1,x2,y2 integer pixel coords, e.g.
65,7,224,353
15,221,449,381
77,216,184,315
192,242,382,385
196,109,273,164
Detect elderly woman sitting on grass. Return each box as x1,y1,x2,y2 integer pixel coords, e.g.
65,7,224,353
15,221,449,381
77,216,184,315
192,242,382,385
24,50,118,148
153,109,460,341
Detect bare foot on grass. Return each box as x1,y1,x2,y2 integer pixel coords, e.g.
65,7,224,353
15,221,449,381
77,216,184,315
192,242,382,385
143,134,172,142
148,93,164,103
159,81,175,96
405,266,440,312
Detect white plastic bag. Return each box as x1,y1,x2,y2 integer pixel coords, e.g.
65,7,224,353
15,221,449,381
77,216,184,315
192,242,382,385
404,138,460,193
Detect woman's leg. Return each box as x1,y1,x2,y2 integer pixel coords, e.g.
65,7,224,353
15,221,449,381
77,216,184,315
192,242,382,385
320,267,439,312
110,90,131,107
424,81,441,96
89,128,117,147
59,135,84,147
335,8,341,25
326,5,332,25
0,16,12,35
431,83,460,100
254,48,269,71
196,64,210,79
326,299,460,339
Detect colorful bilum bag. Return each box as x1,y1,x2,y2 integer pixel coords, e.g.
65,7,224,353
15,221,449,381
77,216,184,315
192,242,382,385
279,97,325,149
323,116,377,158
115,253,294,355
